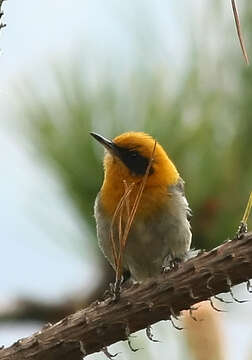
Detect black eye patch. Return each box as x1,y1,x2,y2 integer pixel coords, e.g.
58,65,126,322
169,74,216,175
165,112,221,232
115,146,154,176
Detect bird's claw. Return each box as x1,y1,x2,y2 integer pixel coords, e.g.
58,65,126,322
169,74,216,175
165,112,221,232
108,278,122,302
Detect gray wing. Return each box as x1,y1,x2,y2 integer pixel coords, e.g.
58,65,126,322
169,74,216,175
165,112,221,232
174,177,192,219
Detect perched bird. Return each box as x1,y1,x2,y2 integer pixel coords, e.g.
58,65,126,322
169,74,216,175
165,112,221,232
91,131,192,282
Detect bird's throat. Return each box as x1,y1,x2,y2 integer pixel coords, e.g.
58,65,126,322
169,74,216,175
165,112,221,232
100,178,169,219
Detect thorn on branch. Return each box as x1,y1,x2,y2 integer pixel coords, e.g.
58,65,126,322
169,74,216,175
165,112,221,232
207,274,232,305
127,338,139,352
214,295,232,304
229,288,247,303
170,316,183,331
102,347,120,359
227,277,248,303
170,306,180,320
146,325,160,343
246,280,252,293
209,298,226,312
229,287,248,304
79,341,87,358
189,307,198,322
125,324,139,352
189,287,199,300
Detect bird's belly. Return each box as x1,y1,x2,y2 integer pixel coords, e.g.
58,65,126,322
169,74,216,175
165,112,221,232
95,192,192,282
124,213,191,281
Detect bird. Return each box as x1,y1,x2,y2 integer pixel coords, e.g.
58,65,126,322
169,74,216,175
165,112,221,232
91,131,192,283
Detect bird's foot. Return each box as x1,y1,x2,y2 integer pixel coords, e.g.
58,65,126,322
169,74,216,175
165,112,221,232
234,221,248,240
108,278,123,302
162,257,182,273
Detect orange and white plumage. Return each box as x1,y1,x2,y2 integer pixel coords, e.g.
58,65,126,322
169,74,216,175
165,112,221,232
92,132,192,282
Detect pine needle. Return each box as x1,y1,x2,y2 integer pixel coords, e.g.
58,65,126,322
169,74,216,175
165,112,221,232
113,141,157,283
110,182,135,270
231,0,249,65
241,191,252,225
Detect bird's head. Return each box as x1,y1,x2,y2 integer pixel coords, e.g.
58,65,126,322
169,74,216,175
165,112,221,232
91,131,180,215
91,131,179,185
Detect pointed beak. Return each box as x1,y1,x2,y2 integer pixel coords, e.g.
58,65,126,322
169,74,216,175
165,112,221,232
90,132,115,152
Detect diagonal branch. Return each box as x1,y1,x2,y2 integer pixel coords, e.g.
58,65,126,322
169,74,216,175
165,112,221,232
1,232,252,360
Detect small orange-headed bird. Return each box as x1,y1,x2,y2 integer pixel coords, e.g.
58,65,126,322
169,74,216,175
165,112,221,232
91,132,192,282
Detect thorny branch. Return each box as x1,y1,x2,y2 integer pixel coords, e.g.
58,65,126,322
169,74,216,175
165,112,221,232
1,231,252,360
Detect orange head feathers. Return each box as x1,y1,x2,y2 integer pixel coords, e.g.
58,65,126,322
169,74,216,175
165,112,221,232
91,132,180,217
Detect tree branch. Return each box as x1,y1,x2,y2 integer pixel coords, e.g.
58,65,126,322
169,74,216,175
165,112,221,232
1,232,252,360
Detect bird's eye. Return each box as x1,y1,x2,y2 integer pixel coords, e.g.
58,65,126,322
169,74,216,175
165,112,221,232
117,147,152,175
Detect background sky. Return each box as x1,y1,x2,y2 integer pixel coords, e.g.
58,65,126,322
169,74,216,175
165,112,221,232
0,1,251,359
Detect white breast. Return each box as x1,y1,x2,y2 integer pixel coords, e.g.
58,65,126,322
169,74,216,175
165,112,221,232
94,184,192,281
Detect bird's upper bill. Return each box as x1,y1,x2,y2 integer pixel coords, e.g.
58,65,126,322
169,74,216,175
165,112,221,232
90,132,114,152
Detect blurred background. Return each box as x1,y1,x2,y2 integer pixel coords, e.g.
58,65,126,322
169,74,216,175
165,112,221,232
0,1,252,359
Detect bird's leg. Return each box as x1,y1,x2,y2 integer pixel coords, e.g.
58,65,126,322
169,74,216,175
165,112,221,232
170,257,183,270
120,270,133,290
108,277,123,302
113,278,122,300
107,270,132,301
235,221,248,240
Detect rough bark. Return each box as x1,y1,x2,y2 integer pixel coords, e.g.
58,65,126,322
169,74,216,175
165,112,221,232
1,232,252,360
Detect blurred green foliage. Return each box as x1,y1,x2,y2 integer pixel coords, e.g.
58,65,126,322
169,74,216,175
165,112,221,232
20,4,252,256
